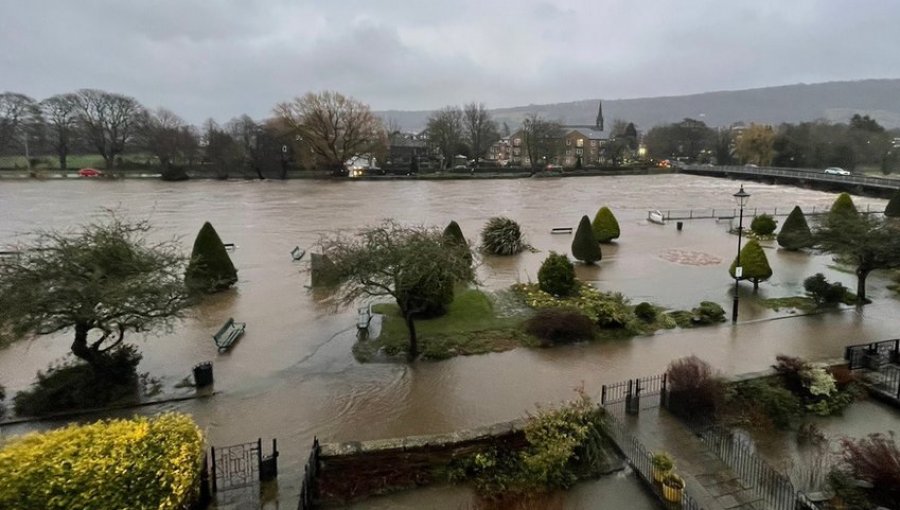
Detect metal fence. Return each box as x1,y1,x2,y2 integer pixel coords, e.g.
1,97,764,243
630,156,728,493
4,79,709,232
681,164,900,191
298,437,320,510
601,374,667,413
844,339,899,370
603,411,705,510
692,424,817,510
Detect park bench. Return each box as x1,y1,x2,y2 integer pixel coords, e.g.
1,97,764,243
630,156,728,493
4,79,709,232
291,246,306,261
223,242,236,250
550,227,572,234
213,318,246,351
357,304,373,330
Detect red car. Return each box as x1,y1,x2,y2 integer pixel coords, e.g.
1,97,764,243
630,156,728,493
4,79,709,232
78,168,103,177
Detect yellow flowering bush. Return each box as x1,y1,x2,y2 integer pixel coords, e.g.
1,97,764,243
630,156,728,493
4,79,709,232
512,282,634,328
0,413,204,510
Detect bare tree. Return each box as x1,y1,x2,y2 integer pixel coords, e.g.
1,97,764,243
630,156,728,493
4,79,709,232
425,106,464,169
73,89,145,170
0,92,40,165
274,91,384,175
203,119,243,179
40,94,80,170
142,108,189,169
521,113,564,169
463,102,499,167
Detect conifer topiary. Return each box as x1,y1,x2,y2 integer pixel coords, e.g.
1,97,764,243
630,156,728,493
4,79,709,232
592,206,621,243
538,252,576,296
185,222,237,293
829,192,859,221
777,206,813,250
443,220,472,266
885,192,900,218
729,239,772,289
572,215,602,264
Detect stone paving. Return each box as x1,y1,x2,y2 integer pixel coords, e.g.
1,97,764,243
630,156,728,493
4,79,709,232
610,403,768,510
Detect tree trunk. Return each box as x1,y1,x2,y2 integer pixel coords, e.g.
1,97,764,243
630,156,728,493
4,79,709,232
59,150,67,170
856,267,870,305
405,313,418,359
753,278,759,290
71,322,101,368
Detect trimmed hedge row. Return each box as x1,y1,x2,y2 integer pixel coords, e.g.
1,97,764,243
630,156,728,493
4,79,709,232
0,413,204,510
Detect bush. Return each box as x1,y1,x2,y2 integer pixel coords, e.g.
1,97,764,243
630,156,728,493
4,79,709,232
732,379,802,429
13,346,142,417
750,214,777,235
803,273,848,306
443,220,472,266
634,302,657,322
839,432,900,506
692,301,726,324
591,207,620,243
537,252,576,297
666,356,725,422
525,308,594,345
777,206,813,250
829,192,859,221
729,240,772,289
0,413,204,510
184,221,238,293
512,283,635,330
481,217,527,256
571,215,601,264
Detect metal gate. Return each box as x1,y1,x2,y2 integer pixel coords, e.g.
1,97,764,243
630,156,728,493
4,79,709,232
211,441,260,492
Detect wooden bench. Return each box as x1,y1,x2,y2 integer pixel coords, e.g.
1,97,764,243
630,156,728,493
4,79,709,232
213,318,246,351
291,246,306,261
223,243,236,251
550,227,573,234
357,304,373,330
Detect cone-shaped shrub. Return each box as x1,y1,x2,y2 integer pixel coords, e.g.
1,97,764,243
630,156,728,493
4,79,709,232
777,206,813,250
572,215,602,264
185,222,237,293
480,217,526,255
750,214,777,235
885,192,900,218
829,192,859,221
592,206,621,243
443,220,473,266
729,239,772,289
538,251,576,296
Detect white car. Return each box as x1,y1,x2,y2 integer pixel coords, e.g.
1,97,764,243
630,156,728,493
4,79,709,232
824,167,851,176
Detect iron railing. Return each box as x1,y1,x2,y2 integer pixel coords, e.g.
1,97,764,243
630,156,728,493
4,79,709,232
298,437,320,510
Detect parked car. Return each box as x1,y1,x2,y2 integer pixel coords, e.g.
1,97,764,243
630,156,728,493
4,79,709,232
824,167,851,176
78,168,103,177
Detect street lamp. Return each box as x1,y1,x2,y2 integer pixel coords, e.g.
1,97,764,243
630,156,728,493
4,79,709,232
732,185,751,323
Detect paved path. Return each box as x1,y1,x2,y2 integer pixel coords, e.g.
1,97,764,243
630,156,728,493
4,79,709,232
609,403,767,510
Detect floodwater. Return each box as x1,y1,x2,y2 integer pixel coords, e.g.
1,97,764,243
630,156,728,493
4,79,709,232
0,175,897,507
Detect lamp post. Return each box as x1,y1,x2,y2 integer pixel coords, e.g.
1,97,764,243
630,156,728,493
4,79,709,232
732,185,751,323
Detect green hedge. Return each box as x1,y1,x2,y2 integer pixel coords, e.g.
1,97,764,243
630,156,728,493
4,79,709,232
0,413,204,510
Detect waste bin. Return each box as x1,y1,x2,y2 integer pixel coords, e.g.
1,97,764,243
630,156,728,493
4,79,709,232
193,362,214,387
676,221,683,231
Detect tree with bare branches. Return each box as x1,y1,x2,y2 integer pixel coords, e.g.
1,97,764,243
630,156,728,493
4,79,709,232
425,106,465,169
0,215,192,374
141,108,197,171
40,93,80,170
274,91,384,175
0,92,40,163
463,102,499,167
521,113,564,169
73,89,145,170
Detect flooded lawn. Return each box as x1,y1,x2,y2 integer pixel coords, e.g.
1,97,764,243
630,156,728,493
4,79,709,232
0,174,896,506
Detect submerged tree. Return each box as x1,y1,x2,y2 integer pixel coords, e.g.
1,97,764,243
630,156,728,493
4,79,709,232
777,206,813,250
729,239,772,289
442,220,473,266
814,212,900,304
572,215,601,264
591,207,620,243
884,192,900,218
481,217,527,256
184,222,238,293
0,215,191,374
829,192,859,221
317,221,475,358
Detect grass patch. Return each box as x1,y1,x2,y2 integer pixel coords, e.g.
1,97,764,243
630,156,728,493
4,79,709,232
354,288,528,361
760,296,818,312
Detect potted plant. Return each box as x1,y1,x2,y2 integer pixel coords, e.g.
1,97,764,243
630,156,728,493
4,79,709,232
663,473,685,503
651,452,674,482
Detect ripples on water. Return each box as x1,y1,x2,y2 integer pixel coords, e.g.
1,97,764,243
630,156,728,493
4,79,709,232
0,175,896,507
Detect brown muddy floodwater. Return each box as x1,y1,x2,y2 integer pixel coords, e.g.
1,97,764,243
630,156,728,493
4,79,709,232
0,175,897,508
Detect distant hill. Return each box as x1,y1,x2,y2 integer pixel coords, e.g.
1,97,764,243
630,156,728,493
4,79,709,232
377,79,900,133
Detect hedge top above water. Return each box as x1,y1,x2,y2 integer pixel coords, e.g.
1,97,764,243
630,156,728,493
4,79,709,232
185,221,238,293
0,413,204,510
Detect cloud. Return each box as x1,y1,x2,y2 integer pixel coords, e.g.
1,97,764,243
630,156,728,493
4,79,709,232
2,0,899,124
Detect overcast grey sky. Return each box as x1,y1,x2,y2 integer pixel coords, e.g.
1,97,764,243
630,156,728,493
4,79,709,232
1,0,897,124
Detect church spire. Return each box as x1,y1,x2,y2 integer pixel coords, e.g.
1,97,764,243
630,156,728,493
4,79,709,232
595,101,604,131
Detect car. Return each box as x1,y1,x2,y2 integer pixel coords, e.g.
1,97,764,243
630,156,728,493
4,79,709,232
78,168,103,177
824,167,851,176
744,163,758,168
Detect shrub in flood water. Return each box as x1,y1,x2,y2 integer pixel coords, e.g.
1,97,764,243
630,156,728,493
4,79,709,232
480,217,527,256
537,252,576,297
524,308,594,345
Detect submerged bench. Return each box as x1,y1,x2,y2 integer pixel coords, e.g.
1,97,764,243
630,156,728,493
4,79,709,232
213,318,246,351
550,227,573,234
291,246,306,261
357,304,373,330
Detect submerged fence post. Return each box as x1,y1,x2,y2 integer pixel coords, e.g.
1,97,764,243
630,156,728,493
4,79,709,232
210,446,217,493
